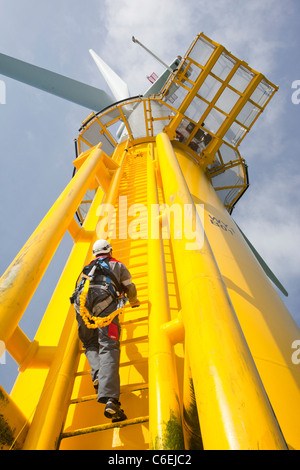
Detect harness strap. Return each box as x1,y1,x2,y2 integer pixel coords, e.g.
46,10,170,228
78,277,124,329
92,293,113,312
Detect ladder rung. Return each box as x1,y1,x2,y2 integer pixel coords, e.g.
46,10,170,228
69,382,149,405
130,272,148,280
119,251,148,260
119,357,148,368
120,191,147,200
127,262,148,270
60,416,149,439
121,382,149,394
123,299,149,308
132,175,147,181
121,315,149,326
70,393,96,404
112,242,147,251
129,284,148,292
74,369,90,376
120,335,148,345
114,242,148,251
123,197,148,205
127,183,148,189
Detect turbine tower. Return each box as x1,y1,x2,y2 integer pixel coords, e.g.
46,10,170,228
0,33,299,451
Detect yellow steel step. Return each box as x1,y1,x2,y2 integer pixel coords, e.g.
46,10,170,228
120,335,148,346
60,416,149,440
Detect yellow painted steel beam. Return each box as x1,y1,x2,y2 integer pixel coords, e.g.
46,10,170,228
6,327,56,371
0,144,106,348
73,148,119,192
22,307,80,450
146,143,184,450
156,132,288,450
0,385,30,450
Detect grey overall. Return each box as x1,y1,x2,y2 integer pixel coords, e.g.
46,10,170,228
75,288,121,404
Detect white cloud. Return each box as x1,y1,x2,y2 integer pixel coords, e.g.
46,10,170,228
98,0,194,94
197,0,293,75
239,89,287,162
86,0,296,100
103,0,192,52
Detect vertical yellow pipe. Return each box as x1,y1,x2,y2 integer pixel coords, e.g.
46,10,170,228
147,143,184,449
0,145,105,345
156,132,288,450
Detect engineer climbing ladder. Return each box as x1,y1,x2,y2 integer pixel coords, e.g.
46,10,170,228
0,33,300,450
72,237,141,423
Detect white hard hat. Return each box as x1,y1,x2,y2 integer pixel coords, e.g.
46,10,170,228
93,239,112,256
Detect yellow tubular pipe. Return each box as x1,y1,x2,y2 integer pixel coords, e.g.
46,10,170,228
6,326,56,370
156,132,288,450
147,143,184,450
0,144,105,345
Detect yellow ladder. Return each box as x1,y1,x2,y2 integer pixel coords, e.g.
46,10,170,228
59,150,151,449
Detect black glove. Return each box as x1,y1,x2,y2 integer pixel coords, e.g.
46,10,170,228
130,298,140,308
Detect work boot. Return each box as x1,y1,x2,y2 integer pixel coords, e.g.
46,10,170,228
104,398,127,422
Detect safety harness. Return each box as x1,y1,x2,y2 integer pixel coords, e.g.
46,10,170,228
90,256,122,299
70,256,125,329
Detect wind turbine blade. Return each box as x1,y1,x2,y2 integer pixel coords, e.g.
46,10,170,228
89,49,130,102
0,51,114,111
236,224,288,297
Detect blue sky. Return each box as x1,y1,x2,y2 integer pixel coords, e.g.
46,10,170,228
0,0,299,391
